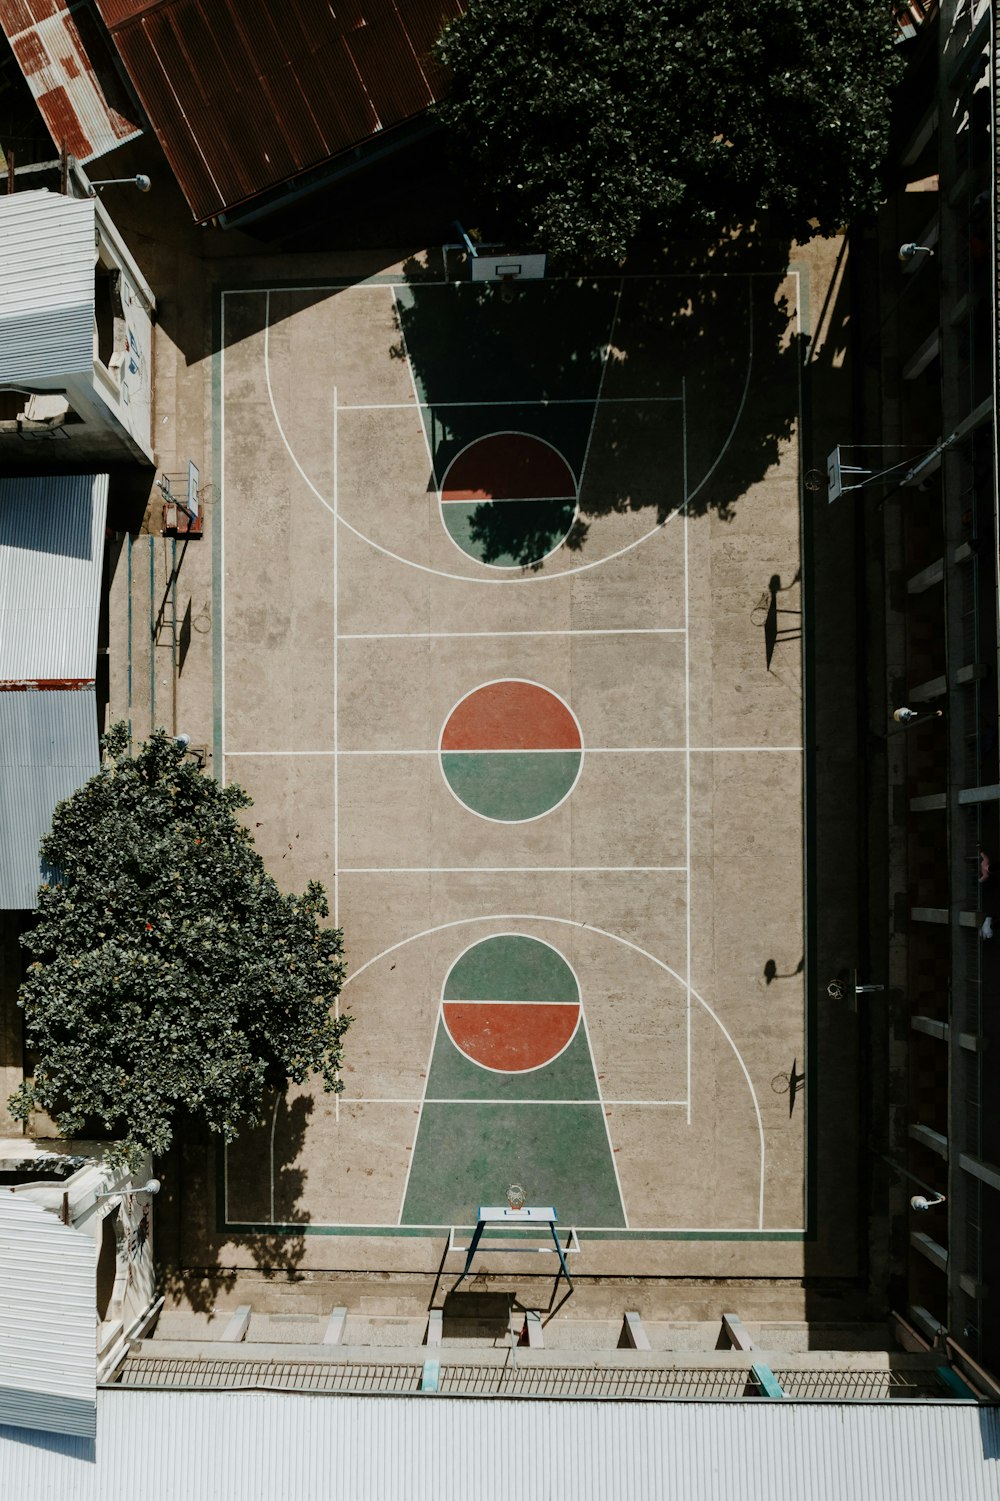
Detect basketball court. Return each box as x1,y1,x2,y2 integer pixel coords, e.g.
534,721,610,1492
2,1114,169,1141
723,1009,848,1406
213,253,809,1272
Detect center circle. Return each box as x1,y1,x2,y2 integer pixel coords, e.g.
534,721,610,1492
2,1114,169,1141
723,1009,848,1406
439,432,577,569
439,679,584,822
442,933,582,1073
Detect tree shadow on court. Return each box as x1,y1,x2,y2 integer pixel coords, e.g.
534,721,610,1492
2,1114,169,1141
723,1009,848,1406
392,226,806,568
157,1090,314,1316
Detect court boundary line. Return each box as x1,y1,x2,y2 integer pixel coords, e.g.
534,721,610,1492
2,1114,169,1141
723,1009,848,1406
224,746,804,756
214,271,809,1242
683,376,692,1124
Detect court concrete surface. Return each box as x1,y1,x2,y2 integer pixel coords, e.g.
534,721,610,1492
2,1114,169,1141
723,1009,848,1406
153,243,840,1281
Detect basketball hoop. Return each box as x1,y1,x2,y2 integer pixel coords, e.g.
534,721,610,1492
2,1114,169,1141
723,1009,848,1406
506,1183,526,1211
500,274,517,305
804,469,824,493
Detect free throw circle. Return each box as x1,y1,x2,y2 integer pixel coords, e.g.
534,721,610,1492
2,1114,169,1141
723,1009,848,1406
440,679,584,822
440,432,577,568
442,933,582,1073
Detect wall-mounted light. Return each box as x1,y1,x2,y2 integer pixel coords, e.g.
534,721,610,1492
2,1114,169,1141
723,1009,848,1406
910,1193,946,1211
86,174,151,198
95,1178,161,1201
898,242,934,261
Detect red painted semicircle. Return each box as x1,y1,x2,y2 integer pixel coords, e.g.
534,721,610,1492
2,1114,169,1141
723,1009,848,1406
442,433,576,503
442,680,581,751
444,1001,580,1071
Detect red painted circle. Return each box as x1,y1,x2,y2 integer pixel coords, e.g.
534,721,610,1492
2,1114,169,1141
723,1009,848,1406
443,1002,580,1072
441,680,582,752
441,433,575,503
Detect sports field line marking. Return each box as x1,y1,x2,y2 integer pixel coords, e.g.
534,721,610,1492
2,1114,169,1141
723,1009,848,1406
338,866,687,875
339,1098,690,1106
259,283,754,586
395,1004,441,1228
217,297,225,780
579,998,631,1228
337,914,766,1230
440,493,575,506
577,276,624,500
337,396,684,410
442,998,580,1006
683,376,692,1128
332,382,340,1119
224,746,803,756
339,628,686,639
332,381,340,932
268,1091,280,1222
390,285,438,484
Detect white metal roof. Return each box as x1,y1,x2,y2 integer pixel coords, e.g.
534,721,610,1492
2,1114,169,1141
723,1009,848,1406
1,1390,998,1500
0,473,108,681
0,1193,96,1439
0,687,99,909
0,190,96,383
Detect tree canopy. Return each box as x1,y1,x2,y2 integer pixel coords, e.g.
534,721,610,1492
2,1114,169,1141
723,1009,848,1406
434,0,904,261
9,725,348,1165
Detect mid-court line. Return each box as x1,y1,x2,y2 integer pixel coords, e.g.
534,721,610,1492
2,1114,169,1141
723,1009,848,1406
339,866,687,875
225,746,803,757
339,913,767,1230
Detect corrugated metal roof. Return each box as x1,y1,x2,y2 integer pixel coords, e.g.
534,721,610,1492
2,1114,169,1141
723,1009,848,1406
0,687,99,909
0,189,95,382
0,1192,96,1438
0,0,143,163
2,1391,1000,1499
0,473,108,681
91,0,464,221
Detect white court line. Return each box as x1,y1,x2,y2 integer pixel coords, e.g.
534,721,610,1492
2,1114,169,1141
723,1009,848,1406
580,999,630,1228
339,1098,690,1106
396,1012,442,1227
219,300,227,784
333,383,340,1119
340,628,686,639
339,866,686,875
268,1092,280,1222
337,396,684,409
224,746,803,756
391,285,438,482
577,276,624,497
333,381,340,932
338,914,767,1230
683,377,692,1127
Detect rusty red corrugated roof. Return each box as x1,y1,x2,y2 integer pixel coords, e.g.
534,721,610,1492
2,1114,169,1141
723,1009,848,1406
91,0,464,221
0,0,143,162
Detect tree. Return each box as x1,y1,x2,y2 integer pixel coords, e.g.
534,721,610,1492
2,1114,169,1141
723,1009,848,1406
434,0,904,261
9,726,348,1165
